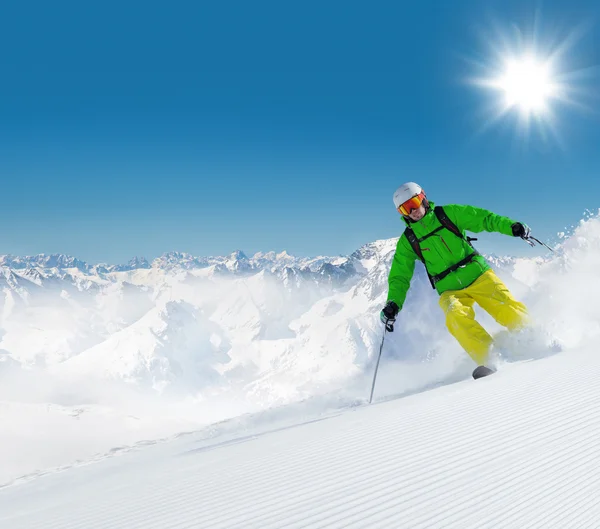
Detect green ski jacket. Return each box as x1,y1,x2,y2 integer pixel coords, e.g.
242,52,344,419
387,202,517,311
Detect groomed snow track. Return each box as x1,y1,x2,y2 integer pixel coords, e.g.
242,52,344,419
1,346,599,528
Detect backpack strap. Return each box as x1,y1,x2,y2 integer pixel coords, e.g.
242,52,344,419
404,226,436,289
434,206,477,245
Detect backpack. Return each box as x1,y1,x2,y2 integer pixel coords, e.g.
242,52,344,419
404,206,479,289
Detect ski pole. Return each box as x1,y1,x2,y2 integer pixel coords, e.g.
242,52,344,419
522,235,555,253
369,329,387,404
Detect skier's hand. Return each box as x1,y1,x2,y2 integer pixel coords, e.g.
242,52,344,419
380,301,399,332
511,222,531,239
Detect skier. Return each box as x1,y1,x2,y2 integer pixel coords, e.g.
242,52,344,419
380,182,529,379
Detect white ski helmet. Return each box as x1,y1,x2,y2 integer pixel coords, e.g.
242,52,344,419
393,182,427,213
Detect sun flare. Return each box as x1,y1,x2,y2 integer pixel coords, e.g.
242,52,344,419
466,18,594,144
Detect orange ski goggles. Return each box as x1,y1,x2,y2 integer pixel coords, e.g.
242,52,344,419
397,191,426,216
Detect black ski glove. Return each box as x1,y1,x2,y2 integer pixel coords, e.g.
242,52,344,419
380,301,399,332
511,222,531,239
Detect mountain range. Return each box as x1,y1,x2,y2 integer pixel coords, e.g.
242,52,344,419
0,220,579,486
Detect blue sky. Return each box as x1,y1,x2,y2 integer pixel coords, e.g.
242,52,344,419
0,0,598,263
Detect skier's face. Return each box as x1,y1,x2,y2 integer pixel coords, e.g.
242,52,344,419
408,204,426,222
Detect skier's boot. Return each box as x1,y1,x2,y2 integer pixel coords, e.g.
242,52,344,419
472,365,496,380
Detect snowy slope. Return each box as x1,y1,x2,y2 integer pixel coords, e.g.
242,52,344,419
1,343,599,528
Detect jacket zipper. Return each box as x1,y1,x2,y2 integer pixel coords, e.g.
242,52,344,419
440,236,453,254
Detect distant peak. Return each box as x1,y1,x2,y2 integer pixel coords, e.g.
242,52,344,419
127,256,151,269
229,250,248,260
160,251,193,259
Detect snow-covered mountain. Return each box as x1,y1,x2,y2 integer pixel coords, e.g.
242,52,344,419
0,237,526,391
1,248,355,275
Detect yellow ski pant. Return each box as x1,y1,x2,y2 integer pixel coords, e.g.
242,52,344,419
438,269,528,365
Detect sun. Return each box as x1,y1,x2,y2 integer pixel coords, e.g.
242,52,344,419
465,17,594,144
494,55,557,116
